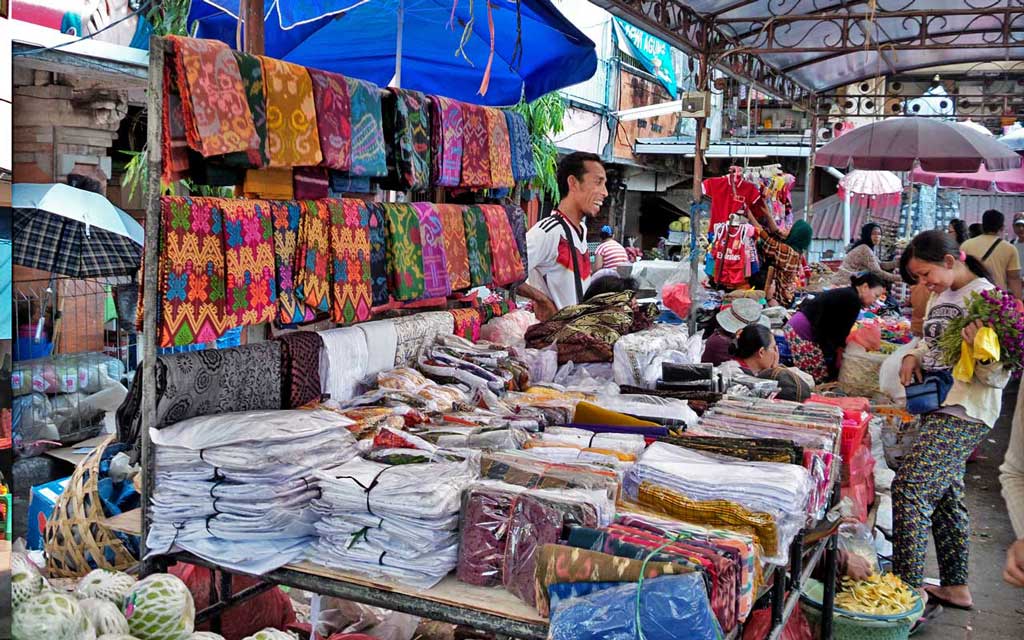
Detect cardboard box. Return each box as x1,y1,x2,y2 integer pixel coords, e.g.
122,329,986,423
27,476,70,550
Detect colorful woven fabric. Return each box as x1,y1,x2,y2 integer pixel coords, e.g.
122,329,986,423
480,204,525,287
276,330,324,408
346,78,388,178
412,203,451,298
270,200,316,325
462,205,493,287
504,204,529,273
295,200,332,314
243,168,294,199
460,103,491,187
366,203,390,306
158,196,228,347
382,88,432,191
217,51,269,169
308,68,352,171
430,96,464,187
329,172,374,194
161,46,190,183
327,198,373,324
435,204,471,291
259,56,323,167
485,108,515,188
168,36,260,159
504,110,536,182
450,308,482,342
382,203,426,301
293,167,330,199
221,198,277,328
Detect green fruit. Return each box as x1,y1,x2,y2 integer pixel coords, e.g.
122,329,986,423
12,569,46,609
12,552,41,577
76,570,138,607
123,574,195,640
669,221,683,232
241,630,297,640
13,591,95,640
189,634,226,640
80,598,130,636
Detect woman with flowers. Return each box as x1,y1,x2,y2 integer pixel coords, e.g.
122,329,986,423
896,230,1018,616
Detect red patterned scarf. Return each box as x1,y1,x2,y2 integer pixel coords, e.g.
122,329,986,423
480,204,525,287
434,204,472,291
327,199,373,324
460,103,491,188
308,68,352,171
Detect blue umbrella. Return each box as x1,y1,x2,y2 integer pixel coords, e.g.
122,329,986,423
187,0,597,106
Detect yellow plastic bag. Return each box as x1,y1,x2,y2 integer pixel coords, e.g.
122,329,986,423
953,327,1001,382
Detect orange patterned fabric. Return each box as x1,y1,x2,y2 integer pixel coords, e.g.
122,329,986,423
168,36,259,158
221,199,277,329
460,103,491,188
294,200,332,314
243,168,294,199
485,108,515,188
435,204,471,291
327,198,373,324
259,56,323,167
480,204,525,287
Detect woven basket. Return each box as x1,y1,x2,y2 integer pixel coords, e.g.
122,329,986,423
44,434,138,577
838,350,888,397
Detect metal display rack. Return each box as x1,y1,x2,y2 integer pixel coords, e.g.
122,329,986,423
138,35,839,639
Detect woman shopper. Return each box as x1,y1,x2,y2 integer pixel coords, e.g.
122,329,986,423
592,225,630,280
896,230,1009,613
725,323,814,401
830,223,900,286
784,272,889,384
702,298,770,366
746,214,813,308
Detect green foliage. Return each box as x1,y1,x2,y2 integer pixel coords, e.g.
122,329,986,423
147,0,197,37
512,92,567,201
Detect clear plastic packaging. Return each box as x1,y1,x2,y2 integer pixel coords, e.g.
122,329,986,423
11,353,126,397
612,326,697,389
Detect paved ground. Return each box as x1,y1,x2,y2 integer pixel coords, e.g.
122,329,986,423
917,381,1024,639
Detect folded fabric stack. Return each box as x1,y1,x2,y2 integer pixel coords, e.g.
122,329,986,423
623,441,812,564
456,481,608,606
417,334,530,394
662,434,803,464
522,426,647,468
147,409,358,574
311,455,477,588
612,325,698,389
478,451,620,502
583,393,699,429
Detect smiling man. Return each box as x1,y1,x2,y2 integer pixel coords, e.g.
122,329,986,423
519,152,608,320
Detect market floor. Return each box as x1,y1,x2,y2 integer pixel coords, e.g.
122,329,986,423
916,381,1024,639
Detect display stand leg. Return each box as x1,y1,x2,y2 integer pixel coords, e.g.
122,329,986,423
790,531,805,590
210,570,221,634
821,535,838,640
771,562,786,628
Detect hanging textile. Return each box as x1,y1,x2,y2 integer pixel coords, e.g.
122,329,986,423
412,203,451,298
430,96,464,187
293,167,330,200
504,111,536,182
460,104,492,188
711,221,755,289
276,330,324,409
480,204,525,287
328,172,374,195
161,45,191,183
504,204,529,273
269,201,316,325
158,196,229,347
259,56,323,167
450,308,482,342
326,199,373,324
382,203,426,301
218,51,270,169
435,204,471,291
294,200,332,314
185,153,244,187
345,78,388,178
167,36,260,159
702,174,762,228
221,199,277,329
366,203,390,307
380,88,432,191
485,108,515,188
462,205,493,287
243,168,294,200
307,68,352,171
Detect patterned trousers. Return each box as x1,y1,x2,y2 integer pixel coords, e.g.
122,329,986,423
783,325,830,385
892,412,990,588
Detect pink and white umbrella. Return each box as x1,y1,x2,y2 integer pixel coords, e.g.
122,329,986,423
838,170,903,206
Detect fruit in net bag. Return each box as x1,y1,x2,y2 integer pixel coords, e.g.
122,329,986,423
123,574,195,640
77,569,138,607
80,598,131,636
13,591,95,640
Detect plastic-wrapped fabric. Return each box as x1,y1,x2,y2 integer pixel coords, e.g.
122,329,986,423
612,325,696,389
590,394,698,428
548,574,722,640
662,435,802,464
478,451,620,500
479,310,536,348
526,426,646,460
692,397,843,453
319,327,370,403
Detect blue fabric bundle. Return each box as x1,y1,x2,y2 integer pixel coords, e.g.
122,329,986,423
504,111,537,182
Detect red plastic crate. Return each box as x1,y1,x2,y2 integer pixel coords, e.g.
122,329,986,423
840,413,870,462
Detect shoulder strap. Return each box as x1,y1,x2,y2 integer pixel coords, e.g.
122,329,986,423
553,214,584,304
982,238,1003,261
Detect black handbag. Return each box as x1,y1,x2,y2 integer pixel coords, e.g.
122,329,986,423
904,371,954,415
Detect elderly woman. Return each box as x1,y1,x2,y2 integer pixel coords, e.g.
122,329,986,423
746,214,813,308
831,223,900,287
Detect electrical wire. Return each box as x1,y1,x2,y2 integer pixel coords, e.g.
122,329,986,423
13,0,153,57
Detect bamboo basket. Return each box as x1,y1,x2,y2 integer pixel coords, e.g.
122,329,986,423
44,434,137,577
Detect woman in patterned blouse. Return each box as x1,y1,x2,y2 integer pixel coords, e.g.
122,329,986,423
745,213,812,308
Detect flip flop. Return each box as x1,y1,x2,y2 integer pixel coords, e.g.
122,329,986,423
923,587,974,611
910,602,944,636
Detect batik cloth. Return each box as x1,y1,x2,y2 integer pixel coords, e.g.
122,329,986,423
269,200,316,325
392,312,454,366
412,203,451,298
460,103,491,187
295,200,333,314
430,96,464,186
167,36,259,158
504,205,529,274
158,196,228,347
485,108,515,188
524,291,644,364
243,168,294,200
450,308,482,342
480,204,525,287
220,198,277,329
783,325,830,385
345,77,388,178
276,330,324,409
434,204,471,291
382,204,426,301
366,203,390,306
326,199,373,324
293,167,330,200
462,206,493,287
259,56,323,167
307,68,352,171
382,88,432,191
504,110,536,182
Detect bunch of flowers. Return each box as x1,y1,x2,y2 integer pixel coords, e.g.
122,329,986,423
938,288,1024,375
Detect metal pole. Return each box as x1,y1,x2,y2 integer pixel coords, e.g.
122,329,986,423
688,39,710,336
243,0,265,55
140,35,165,576
843,189,852,248
394,0,405,89
805,97,819,221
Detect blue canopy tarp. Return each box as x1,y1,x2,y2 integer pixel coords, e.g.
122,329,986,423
187,0,597,106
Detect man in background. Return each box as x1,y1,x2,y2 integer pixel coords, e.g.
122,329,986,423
962,209,1021,299
1011,213,1024,297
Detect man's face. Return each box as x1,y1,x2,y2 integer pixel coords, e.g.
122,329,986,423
1015,223,1024,241
570,161,608,217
